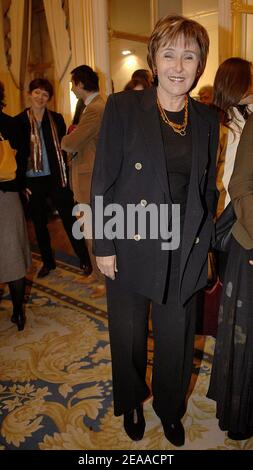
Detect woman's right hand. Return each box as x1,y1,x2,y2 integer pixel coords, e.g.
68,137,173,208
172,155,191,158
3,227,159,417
96,255,118,280
23,188,32,201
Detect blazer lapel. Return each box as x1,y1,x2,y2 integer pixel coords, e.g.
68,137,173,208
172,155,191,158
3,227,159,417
179,99,209,282
191,99,210,180
138,88,170,198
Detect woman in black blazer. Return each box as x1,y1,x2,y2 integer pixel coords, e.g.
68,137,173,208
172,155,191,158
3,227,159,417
91,15,219,446
14,78,91,278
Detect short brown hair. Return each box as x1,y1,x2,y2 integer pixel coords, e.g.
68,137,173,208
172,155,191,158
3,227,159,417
147,14,209,85
29,78,54,99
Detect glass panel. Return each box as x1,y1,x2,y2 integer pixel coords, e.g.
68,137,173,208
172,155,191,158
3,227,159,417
109,0,151,92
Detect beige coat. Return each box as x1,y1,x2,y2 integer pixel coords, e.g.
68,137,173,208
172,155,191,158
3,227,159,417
61,94,105,203
229,113,253,249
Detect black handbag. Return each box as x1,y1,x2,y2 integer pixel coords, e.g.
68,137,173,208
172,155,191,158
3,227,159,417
212,202,236,252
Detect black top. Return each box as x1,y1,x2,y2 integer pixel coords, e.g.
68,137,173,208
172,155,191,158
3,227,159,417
0,112,19,192
159,107,192,217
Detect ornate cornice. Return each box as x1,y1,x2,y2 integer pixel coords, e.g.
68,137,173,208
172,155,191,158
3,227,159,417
231,1,243,13
231,0,253,13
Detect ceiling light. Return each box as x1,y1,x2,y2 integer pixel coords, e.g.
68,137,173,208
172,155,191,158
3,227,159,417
121,50,132,56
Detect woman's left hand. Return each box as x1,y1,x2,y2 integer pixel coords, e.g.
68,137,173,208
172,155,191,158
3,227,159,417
96,255,118,280
249,260,253,266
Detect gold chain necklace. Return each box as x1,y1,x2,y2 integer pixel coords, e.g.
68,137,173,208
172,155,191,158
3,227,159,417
157,95,188,136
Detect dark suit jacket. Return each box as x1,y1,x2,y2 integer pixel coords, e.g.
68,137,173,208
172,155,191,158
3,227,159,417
0,112,19,148
91,87,219,305
0,112,20,191
14,108,66,189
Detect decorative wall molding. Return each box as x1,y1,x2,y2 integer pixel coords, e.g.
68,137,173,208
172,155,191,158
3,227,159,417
188,9,218,19
218,0,232,63
231,0,253,56
150,0,158,30
110,30,149,43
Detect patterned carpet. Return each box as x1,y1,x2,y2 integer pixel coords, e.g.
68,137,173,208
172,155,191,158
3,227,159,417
0,253,252,451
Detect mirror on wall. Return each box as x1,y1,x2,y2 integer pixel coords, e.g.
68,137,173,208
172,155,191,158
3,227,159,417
108,0,152,92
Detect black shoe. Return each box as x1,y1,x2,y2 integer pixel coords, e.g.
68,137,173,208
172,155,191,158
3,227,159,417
11,312,26,331
123,405,145,441
161,419,185,447
228,429,253,441
80,261,93,277
37,263,56,278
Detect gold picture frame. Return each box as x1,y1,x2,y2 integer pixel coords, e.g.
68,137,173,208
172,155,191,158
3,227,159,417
232,1,253,56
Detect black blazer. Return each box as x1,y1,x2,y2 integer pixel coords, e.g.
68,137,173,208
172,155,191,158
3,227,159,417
91,87,219,305
0,112,21,192
0,112,17,146
14,108,66,189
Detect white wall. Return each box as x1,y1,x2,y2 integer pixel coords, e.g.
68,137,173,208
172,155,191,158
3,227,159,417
183,0,217,15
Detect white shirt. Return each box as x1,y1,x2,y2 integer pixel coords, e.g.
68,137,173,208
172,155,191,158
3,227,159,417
84,92,99,108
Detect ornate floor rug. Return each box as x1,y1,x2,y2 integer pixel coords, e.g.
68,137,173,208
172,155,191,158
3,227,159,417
0,253,252,451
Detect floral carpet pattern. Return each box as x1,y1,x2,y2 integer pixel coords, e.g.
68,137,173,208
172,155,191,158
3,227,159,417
0,253,252,451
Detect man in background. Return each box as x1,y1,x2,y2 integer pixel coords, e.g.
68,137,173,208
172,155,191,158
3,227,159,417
61,65,105,296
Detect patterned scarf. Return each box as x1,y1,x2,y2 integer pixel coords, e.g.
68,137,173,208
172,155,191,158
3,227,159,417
28,108,67,187
28,108,43,172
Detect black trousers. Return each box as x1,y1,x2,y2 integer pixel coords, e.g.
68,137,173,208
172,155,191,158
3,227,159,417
27,175,90,267
106,254,196,421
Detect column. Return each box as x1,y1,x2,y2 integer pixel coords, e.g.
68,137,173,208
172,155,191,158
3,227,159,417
218,0,232,63
92,0,111,97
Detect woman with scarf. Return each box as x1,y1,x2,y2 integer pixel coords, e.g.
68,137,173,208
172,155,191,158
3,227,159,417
14,78,92,278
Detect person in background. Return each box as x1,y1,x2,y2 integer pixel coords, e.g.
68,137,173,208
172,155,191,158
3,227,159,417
131,69,153,87
61,66,105,297
91,15,219,445
14,78,92,278
0,81,31,331
198,84,213,105
207,60,253,441
61,66,105,206
212,58,253,219
212,58,253,282
124,77,150,91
